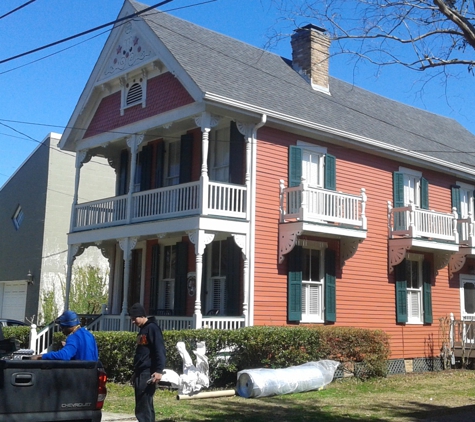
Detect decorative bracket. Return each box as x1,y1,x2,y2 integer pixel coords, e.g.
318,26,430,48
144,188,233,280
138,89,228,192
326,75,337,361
449,251,467,279
388,240,411,273
232,233,247,260
187,230,215,256
119,237,138,260
279,224,302,264
434,251,452,276
340,238,363,267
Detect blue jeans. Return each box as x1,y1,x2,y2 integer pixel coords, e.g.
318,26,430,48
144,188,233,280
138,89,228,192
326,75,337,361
134,371,156,422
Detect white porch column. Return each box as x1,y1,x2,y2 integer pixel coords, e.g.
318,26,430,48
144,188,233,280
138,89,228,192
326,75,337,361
195,113,220,215
188,230,215,329
119,237,138,330
125,134,145,223
232,234,249,325
70,150,90,232
64,244,85,310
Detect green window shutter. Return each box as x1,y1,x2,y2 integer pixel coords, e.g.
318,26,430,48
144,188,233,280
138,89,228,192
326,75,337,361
140,144,153,191
149,244,160,313
423,260,433,324
229,121,245,184
289,146,302,187
287,245,302,322
179,134,193,184
324,154,336,191
393,172,404,207
324,249,336,322
420,177,429,210
451,185,461,215
174,241,188,316
118,149,129,195
395,261,408,323
154,142,164,188
226,236,241,316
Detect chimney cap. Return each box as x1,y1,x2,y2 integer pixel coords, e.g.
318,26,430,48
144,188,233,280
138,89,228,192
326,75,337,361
294,23,326,35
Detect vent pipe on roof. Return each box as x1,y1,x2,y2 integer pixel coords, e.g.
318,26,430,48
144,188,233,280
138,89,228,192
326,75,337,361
291,24,330,93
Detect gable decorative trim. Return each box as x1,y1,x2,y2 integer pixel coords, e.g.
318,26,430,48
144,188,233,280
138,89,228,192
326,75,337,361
103,22,153,78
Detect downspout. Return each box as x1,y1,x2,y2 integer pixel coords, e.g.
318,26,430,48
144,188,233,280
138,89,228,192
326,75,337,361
248,114,266,326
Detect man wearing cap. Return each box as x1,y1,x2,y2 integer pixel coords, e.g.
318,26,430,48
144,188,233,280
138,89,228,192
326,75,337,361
31,310,98,361
129,302,166,422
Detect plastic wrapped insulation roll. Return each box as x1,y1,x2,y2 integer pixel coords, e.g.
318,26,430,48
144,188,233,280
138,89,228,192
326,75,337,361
236,360,340,398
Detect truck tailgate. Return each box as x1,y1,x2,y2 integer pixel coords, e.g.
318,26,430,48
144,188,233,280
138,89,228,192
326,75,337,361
0,359,102,422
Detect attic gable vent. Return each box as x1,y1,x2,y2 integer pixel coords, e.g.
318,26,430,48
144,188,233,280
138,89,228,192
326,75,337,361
126,82,142,106
120,72,147,115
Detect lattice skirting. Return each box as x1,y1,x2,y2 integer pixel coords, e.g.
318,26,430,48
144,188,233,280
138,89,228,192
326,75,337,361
333,357,444,379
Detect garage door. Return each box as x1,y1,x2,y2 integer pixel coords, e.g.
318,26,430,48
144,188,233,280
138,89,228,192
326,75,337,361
1,283,27,321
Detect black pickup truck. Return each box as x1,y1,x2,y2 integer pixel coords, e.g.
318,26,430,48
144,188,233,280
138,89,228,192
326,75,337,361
0,327,107,422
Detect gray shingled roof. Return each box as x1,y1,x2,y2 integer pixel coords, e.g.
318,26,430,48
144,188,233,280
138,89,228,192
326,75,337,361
130,0,475,171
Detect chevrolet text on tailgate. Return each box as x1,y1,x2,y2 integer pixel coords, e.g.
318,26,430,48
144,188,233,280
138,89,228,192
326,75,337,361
0,333,107,422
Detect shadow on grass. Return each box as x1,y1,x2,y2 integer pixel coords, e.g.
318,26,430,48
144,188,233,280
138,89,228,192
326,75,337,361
155,397,475,422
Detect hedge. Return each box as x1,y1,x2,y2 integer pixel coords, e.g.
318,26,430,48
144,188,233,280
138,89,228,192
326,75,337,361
2,325,390,386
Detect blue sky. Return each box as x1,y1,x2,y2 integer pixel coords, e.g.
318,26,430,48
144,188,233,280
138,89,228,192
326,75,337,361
1,0,474,188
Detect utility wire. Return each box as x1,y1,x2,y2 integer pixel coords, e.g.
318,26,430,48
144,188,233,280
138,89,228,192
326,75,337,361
0,0,36,20
0,0,174,65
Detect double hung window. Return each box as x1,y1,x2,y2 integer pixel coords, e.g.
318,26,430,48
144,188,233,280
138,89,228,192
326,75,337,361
395,254,432,325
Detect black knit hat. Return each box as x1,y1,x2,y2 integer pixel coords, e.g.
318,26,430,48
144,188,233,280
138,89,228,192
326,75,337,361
129,303,147,318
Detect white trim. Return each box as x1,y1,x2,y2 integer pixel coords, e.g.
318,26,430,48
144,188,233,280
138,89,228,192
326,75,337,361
460,274,475,320
399,167,422,177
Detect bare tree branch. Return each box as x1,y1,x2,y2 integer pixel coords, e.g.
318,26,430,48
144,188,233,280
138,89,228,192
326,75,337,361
270,0,475,73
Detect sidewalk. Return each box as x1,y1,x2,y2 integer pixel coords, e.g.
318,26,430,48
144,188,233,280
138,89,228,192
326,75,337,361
102,412,136,421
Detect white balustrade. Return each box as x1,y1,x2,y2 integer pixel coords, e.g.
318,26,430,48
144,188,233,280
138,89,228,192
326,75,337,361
72,181,247,231
280,183,366,228
74,195,127,230
201,316,245,330
388,202,458,243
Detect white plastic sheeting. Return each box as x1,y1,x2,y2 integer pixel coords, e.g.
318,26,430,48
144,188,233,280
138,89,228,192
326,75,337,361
161,341,210,395
236,360,340,398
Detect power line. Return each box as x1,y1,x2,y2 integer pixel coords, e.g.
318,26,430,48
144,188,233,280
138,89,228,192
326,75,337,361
0,0,36,20
0,0,174,65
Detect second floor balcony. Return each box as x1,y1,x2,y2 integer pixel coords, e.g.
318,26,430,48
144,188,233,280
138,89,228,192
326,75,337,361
387,201,459,251
72,179,247,232
279,180,367,233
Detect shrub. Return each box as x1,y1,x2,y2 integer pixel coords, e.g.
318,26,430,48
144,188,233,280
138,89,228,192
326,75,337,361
91,325,390,385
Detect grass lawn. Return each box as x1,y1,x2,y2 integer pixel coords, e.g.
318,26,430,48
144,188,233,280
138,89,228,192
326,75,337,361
103,369,475,421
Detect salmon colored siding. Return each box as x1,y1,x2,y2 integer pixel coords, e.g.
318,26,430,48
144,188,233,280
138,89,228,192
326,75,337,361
84,72,194,138
253,126,464,359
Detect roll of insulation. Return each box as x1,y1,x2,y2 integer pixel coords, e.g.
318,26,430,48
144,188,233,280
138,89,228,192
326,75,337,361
236,360,340,398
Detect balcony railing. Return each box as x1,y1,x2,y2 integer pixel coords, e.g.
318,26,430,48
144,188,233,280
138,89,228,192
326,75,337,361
458,213,475,247
72,179,247,231
388,201,458,243
280,180,367,229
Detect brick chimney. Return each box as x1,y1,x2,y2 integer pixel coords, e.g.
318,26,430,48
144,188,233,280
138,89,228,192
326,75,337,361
291,24,330,93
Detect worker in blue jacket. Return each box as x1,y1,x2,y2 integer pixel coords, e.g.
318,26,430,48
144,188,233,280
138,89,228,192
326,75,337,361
31,310,98,361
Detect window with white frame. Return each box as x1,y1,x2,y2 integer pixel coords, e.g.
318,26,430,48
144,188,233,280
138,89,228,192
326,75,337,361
209,127,230,182
207,240,228,315
406,253,423,324
301,245,325,322
298,141,325,188
159,245,176,310
12,205,24,230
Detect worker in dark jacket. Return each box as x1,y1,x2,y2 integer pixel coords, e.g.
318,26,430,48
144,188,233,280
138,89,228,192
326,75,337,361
31,310,98,361
130,302,166,422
